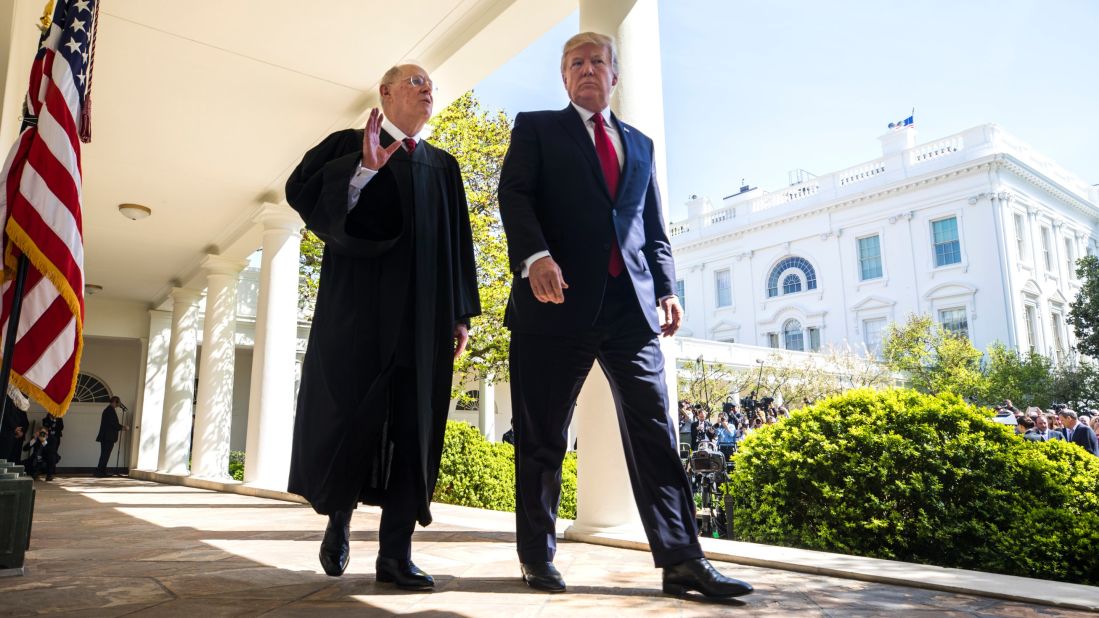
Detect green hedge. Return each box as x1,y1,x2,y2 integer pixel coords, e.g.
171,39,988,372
434,420,577,520
728,388,1099,584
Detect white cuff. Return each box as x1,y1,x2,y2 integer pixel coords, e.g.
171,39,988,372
347,163,378,211
520,251,552,278
658,294,677,303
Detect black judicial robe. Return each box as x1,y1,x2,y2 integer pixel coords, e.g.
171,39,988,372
285,128,480,525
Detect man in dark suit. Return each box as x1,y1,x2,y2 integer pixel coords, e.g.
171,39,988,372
498,31,752,600
95,396,126,477
1059,410,1099,456
1035,414,1064,441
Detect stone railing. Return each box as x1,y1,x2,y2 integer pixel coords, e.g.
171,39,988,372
668,124,1094,240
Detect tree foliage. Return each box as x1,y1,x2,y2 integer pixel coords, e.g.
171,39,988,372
980,343,1054,409
1069,255,1099,358
297,92,513,387
881,314,984,400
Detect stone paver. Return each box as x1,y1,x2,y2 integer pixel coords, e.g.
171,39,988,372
0,477,1092,617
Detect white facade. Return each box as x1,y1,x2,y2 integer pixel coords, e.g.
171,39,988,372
668,124,1099,361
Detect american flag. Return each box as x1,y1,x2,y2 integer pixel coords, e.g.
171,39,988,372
0,0,97,416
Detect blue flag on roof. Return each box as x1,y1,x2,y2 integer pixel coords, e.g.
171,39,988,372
888,112,915,130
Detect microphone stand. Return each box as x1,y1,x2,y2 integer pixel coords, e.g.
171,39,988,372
113,407,128,474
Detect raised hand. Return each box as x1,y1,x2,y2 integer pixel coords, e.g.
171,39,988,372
361,107,402,171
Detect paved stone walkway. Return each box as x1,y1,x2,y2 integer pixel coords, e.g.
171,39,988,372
0,477,1091,617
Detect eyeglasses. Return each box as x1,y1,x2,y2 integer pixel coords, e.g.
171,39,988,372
401,75,436,92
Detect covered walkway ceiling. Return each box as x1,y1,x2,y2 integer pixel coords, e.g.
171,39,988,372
0,0,573,306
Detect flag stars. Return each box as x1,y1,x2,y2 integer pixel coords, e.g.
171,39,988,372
71,19,86,33
73,0,90,13
64,38,82,54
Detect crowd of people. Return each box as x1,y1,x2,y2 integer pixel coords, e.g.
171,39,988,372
1000,399,1099,455
678,393,793,460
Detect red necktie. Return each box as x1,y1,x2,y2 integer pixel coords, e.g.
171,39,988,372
402,137,417,153
592,114,624,277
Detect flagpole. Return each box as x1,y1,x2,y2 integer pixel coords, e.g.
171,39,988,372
0,254,31,464
0,110,36,464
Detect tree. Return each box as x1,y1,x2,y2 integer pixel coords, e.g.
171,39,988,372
677,358,747,414
980,342,1054,409
1050,358,1099,412
297,92,514,389
1069,255,1099,358
881,314,984,400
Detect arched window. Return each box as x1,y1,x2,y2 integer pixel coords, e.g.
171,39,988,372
783,319,804,351
73,373,112,403
767,257,817,298
455,390,480,411
781,273,802,295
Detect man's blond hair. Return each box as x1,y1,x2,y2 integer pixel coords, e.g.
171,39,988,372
560,32,618,74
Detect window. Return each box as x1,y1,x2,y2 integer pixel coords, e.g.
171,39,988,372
1024,304,1038,353
931,217,961,267
1014,213,1026,256
766,257,817,297
73,373,112,403
783,319,804,351
782,273,802,294
863,318,887,356
1051,310,1065,363
675,279,686,311
1040,227,1053,271
455,390,479,410
767,332,780,348
1065,238,1076,278
857,235,883,280
715,269,731,307
939,307,969,339
808,327,821,352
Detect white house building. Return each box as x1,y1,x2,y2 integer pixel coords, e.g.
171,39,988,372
668,124,1099,361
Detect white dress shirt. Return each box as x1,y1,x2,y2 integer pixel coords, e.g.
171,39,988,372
347,117,420,210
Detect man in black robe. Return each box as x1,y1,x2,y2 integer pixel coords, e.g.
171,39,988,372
95,396,126,477
285,64,480,589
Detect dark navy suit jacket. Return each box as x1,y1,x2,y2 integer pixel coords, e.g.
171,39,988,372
498,105,675,335
1066,423,1099,456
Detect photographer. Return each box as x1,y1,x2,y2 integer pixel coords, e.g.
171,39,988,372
41,412,64,481
23,427,49,480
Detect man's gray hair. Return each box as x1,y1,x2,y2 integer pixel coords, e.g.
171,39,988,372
560,31,618,74
381,65,404,86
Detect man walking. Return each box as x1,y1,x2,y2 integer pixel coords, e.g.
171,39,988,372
498,32,752,599
285,64,480,588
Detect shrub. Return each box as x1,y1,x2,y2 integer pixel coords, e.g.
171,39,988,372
433,421,577,520
228,450,245,481
727,388,1099,584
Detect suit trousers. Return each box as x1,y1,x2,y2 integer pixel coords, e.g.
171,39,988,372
376,366,420,561
511,275,703,567
96,440,115,474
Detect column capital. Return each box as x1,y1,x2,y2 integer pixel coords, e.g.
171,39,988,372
200,255,248,278
255,202,304,233
169,287,203,305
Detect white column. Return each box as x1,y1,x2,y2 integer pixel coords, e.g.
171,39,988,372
478,377,496,441
133,310,170,470
569,0,675,539
191,256,246,480
157,288,202,475
244,203,303,490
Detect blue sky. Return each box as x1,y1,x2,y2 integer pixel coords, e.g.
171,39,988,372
472,1,1099,221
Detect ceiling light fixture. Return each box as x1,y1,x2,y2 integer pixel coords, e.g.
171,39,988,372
118,203,152,220
84,284,103,295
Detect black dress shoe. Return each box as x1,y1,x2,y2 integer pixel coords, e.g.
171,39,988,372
520,562,566,593
376,556,434,590
318,510,352,576
663,558,753,598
